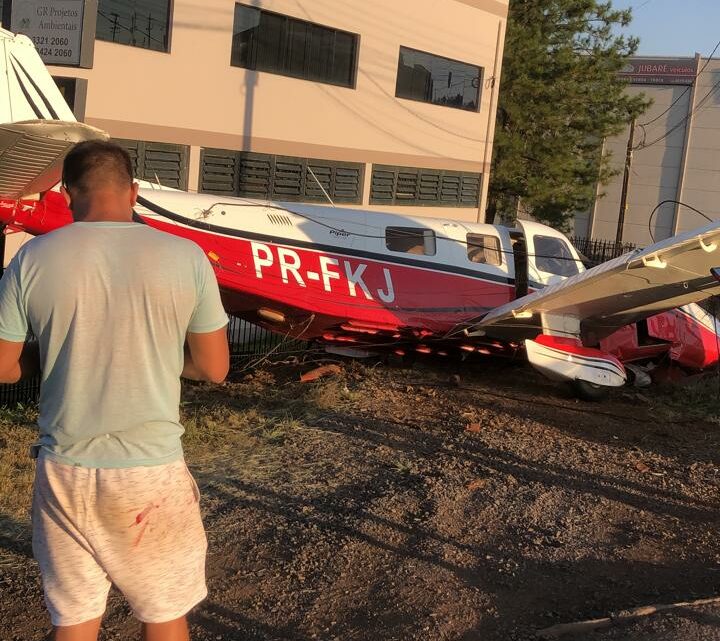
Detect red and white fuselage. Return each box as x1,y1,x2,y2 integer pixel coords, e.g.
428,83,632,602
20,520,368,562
2,187,719,387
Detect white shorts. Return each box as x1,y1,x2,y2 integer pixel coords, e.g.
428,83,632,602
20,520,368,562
32,456,208,627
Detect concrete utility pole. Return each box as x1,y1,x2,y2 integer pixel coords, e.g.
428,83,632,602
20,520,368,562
615,118,636,244
672,51,702,236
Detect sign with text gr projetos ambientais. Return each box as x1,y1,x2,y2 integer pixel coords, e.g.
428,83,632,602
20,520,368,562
11,1,85,66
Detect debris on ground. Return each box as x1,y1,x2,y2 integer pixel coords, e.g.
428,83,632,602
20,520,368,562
536,595,720,639
299,363,343,383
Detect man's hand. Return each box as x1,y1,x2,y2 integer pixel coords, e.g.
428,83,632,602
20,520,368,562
182,327,229,383
0,340,40,384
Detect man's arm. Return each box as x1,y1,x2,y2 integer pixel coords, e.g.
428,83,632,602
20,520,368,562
0,340,40,384
182,328,229,384
183,248,230,383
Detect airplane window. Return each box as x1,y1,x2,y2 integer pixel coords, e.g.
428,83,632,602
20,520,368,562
534,236,579,277
386,227,436,255
467,234,501,266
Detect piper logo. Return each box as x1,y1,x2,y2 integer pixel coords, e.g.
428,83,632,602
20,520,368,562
250,242,396,303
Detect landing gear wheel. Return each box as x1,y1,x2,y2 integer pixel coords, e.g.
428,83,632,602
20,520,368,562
571,380,611,402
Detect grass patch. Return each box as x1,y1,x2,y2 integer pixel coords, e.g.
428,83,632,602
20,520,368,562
181,402,261,458
0,404,39,529
650,375,720,423
182,396,305,458
0,368,362,540
306,378,360,411
394,459,415,476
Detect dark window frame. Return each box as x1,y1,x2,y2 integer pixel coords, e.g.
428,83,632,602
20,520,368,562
395,45,482,112
385,227,437,256
534,235,580,277
53,77,89,120
230,3,359,89
466,233,502,266
96,0,173,53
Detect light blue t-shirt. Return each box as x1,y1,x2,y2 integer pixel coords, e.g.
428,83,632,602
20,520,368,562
0,222,228,468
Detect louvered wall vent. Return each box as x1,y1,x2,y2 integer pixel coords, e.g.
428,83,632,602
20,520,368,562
114,138,190,190
370,164,481,207
200,149,363,204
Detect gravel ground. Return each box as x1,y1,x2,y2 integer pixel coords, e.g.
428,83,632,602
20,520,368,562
2,358,720,640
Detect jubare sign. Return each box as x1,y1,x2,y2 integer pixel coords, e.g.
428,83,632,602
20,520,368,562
619,58,698,86
11,0,85,66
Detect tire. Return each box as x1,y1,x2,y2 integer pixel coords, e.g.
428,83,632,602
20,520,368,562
571,379,611,402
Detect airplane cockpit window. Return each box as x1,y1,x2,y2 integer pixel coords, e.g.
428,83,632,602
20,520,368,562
467,234,502,266
386,227,437,255
534,235,579,277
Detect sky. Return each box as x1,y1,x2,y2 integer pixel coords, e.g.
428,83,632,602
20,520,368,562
611,0,720,57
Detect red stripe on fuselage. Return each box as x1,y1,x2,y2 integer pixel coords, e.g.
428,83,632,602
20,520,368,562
142,216,514,334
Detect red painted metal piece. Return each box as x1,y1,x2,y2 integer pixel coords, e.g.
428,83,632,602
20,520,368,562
600,307,720,371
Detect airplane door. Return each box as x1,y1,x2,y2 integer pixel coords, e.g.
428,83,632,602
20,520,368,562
516,220,584,289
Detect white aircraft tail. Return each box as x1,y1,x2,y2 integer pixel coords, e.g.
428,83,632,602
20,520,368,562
0,28,106,199
0,28,76,123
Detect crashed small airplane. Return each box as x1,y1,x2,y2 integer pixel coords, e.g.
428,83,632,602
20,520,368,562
1,27,719,400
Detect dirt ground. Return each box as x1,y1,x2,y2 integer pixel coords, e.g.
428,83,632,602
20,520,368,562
2,356,720,640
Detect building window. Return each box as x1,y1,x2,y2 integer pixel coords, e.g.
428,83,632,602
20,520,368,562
396,46,481,112
53,77,88,120
200,149,364,204
370,165,481,207
534,236,579,277
114,139,189,190
231,4,358,88
96,0,171,52
385,227,436,256
467,234,502,266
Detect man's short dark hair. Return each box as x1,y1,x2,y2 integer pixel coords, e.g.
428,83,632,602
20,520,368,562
62,140,134,194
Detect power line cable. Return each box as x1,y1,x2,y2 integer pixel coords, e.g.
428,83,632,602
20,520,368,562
637,37,720,131
636,75,720,150
135,194,586,267
647,199,713,243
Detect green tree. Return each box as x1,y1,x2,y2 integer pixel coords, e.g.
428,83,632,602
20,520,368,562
487,0,650,229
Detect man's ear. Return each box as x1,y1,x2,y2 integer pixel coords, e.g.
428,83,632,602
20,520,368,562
130,182,139,207
60,185,72,209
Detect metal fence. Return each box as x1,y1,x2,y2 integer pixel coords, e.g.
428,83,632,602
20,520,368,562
0,316,305,407
226,315,310,363
0,377,40,407
571,236,638,267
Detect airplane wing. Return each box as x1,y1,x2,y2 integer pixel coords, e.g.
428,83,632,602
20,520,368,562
466,221,720,343
0,120,108,199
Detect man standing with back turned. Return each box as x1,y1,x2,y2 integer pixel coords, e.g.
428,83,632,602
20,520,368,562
0,141,230,641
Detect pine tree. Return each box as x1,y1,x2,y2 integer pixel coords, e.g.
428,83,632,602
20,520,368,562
487,0,650,229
